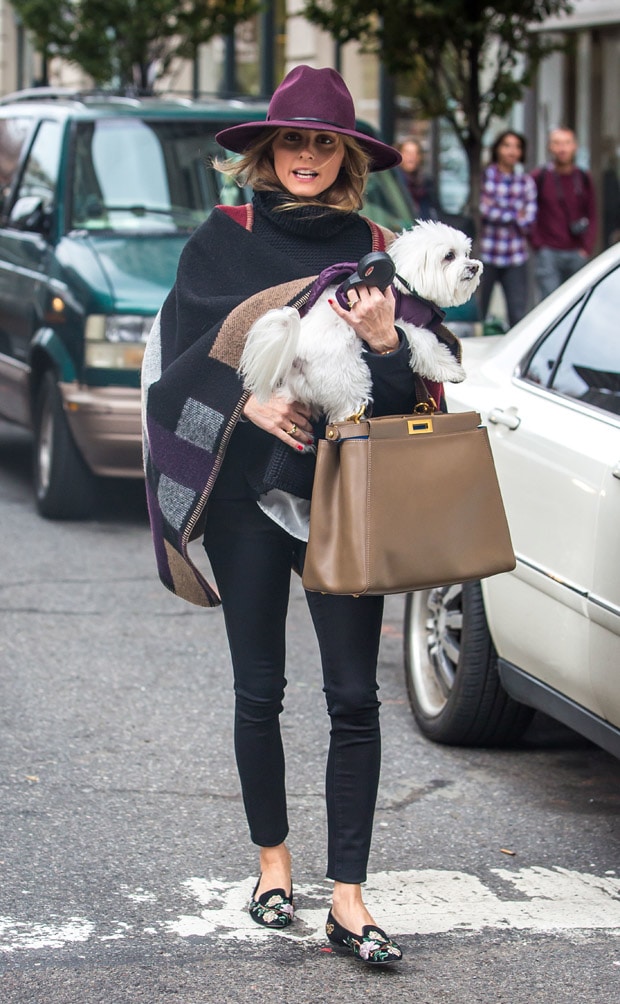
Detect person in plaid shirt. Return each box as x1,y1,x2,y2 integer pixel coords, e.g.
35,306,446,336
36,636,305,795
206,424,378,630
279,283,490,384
479,130,537,327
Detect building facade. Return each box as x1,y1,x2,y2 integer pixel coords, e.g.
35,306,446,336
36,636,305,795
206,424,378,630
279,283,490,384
533,0,620,248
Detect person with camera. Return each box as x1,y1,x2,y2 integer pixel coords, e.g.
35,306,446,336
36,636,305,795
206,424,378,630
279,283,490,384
530,127,597,300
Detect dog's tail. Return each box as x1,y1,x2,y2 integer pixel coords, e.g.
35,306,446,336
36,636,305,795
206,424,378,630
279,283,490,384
238,306,300,402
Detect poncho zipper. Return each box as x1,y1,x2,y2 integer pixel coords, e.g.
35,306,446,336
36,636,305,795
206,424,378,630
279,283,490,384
181,390,251,549
180,286,313,550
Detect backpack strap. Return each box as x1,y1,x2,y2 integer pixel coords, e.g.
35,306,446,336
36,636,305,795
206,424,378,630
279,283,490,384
217,203,254,231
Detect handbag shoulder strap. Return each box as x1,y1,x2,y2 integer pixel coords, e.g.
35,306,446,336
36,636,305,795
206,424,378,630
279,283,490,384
414,373,446,413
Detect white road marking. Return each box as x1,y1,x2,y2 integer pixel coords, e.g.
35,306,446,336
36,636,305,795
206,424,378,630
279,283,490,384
0,917,94,952
170,867,620,941
1,867,619,953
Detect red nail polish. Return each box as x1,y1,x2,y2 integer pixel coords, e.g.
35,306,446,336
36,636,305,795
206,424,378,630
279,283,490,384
296,444,304,451
327,298,334,305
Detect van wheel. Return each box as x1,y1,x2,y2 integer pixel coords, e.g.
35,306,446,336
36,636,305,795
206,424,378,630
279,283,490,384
33,371,96,519
403,581,533,746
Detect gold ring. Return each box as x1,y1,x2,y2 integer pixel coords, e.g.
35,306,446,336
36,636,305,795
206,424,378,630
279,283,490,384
287,424,297,436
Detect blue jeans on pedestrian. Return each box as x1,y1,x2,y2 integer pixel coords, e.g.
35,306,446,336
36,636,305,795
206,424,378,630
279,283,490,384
203,498,383,884
535,247,587,300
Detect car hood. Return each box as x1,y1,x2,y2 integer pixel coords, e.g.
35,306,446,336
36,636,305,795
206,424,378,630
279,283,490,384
55,233,188,313
459,334,505,367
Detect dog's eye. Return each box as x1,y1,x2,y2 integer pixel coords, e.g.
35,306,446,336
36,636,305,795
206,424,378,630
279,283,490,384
444,250,456,262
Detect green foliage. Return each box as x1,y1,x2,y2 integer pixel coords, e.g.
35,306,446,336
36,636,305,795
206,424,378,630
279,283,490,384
304,0,572,136
11,0,261,93
303,0,574,212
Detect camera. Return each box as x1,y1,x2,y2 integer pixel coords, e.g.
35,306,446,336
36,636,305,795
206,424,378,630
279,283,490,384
569,217,589,237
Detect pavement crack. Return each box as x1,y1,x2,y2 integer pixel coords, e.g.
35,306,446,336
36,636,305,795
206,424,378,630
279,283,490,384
378,778,452,811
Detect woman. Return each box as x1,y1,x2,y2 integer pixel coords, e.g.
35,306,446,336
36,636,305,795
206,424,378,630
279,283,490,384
142,66,458,965
397,137,438,218
479,130,537,328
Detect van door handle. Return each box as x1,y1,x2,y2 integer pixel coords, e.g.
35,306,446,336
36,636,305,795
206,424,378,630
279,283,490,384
612,462,620,480
487,407,521,430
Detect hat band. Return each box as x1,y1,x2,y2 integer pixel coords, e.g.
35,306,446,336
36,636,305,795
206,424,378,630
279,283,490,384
268,116,352,130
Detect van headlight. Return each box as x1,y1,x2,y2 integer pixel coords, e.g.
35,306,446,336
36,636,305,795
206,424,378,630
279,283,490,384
84,314,156,368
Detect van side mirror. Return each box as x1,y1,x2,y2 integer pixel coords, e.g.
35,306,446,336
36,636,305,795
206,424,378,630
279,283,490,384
9,195,51,234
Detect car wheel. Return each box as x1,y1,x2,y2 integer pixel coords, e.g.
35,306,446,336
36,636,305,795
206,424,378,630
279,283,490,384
403,580,534,746
33,371,97,519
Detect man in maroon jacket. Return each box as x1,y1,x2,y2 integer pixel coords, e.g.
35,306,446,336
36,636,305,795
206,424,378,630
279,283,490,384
530,127,597,300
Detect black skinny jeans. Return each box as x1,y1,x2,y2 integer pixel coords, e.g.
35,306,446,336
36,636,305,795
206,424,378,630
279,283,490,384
479,261,528,328
203,498,384,884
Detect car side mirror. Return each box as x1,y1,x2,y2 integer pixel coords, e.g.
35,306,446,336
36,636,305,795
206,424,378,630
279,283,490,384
9,195,51,234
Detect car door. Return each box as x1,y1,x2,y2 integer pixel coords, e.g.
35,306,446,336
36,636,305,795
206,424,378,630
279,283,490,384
481,264,620,720
547,268,620,726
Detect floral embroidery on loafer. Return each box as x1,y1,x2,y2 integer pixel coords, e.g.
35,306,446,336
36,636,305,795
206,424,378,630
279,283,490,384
249,884,295,929
325,910,402,964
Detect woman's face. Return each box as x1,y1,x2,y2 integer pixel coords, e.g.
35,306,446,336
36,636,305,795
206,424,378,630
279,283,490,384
271,128,345,197
496,134,523,171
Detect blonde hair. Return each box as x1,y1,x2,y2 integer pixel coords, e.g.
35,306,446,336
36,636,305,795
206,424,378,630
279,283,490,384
214,127,370,212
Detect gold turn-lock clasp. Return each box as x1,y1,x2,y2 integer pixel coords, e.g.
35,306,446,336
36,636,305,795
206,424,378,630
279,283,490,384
347,404,367,424
413,396,438,415
408,417,433,435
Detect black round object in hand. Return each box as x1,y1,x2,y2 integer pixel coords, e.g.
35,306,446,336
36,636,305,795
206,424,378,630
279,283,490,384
341,251,396,294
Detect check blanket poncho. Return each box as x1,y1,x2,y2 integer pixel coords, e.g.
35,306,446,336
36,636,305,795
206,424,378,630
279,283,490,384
142,207,458,608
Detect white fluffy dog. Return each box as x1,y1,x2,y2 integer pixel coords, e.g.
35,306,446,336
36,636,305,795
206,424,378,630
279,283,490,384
239,220,482,425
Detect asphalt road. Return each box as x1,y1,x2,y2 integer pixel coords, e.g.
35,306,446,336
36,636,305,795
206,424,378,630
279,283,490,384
1,420,619,1004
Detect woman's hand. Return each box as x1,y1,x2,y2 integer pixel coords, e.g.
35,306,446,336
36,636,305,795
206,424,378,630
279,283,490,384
242,393,314,449
329,285,400,354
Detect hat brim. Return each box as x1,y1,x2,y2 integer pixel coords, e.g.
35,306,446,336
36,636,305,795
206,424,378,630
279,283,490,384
215,119,402,173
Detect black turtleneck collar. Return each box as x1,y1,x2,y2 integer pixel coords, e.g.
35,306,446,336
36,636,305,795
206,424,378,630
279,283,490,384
249,189,374,273
253,190,358,241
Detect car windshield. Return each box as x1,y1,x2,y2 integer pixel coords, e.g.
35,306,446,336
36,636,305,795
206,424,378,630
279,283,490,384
362,169,415,231
70,117,229,234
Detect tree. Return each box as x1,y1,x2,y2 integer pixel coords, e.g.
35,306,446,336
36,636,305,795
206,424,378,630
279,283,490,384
11,0,261,95
302,0,574,226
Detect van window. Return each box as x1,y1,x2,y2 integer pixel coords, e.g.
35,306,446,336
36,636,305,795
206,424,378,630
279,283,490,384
14,119,63,211
71,118,226,233
0,116,32,209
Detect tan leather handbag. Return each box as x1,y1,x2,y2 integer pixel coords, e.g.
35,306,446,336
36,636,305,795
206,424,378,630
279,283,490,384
302,408,516,596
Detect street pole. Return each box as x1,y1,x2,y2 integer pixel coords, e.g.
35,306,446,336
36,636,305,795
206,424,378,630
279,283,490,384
259,4,275,96
379,63,395,144
221,34,237,96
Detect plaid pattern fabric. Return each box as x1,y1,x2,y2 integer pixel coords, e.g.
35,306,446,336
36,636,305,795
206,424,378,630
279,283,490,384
480,164,537,267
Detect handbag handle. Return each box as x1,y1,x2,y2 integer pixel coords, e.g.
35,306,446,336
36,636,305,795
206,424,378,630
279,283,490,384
413,374,438,414
343,375,437,427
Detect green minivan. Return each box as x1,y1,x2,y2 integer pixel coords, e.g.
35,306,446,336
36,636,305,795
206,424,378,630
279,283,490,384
0,88,415,518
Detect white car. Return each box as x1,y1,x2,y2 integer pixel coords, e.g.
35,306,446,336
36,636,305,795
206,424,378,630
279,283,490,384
404,245,620,758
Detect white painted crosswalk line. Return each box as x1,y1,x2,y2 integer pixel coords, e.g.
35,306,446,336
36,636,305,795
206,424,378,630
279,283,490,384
1,867,619,952
171,867,620,942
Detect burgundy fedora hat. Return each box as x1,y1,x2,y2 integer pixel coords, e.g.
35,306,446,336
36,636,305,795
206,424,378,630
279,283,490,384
215,65,401,173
